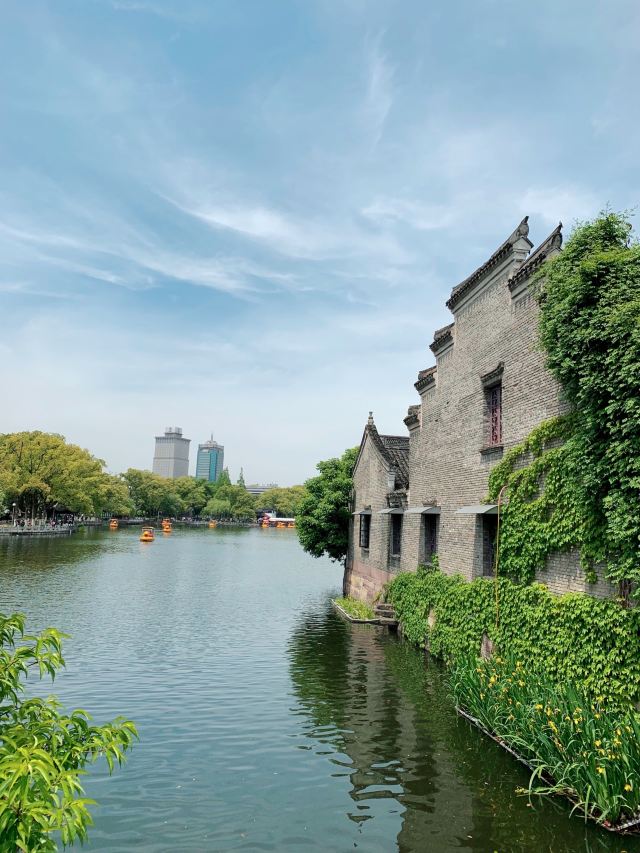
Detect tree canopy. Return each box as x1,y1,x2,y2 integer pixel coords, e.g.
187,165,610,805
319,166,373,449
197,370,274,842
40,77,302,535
258,485,307,517
0,432,132,519
296,447,358,563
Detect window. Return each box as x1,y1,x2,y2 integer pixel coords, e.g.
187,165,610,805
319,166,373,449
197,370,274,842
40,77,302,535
359,513,371,549
423,515,439,562
390,514,403,557
482,515,498,577
487,383,502,446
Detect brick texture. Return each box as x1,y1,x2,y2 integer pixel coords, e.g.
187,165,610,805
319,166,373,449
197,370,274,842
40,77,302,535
347,221,617,602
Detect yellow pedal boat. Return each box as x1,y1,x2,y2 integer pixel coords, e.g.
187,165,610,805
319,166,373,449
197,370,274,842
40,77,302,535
140,526,155,542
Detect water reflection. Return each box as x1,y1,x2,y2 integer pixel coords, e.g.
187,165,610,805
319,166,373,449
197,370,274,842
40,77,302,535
289,607,640,853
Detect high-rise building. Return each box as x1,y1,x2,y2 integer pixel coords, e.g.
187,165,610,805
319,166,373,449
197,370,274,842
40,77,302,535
152,427,190,478
195,436,225,482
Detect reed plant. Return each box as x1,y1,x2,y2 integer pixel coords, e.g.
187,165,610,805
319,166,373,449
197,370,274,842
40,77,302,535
334,597,374,620
450,652,640,827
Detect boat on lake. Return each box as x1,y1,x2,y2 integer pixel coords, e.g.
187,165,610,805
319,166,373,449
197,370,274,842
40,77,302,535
109,518,119,530
140,526,155,542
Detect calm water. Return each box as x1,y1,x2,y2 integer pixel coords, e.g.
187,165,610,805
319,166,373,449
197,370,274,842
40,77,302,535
0,527,638,853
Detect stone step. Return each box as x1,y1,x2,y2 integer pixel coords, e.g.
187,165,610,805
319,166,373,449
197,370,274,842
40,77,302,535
374,604,395,614
377,616,399,625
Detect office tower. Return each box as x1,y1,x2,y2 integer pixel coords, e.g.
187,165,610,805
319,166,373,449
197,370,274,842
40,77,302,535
195,436,225,482
152,427,190,478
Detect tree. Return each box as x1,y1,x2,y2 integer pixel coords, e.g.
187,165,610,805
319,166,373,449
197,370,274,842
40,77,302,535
172,477,208,517
0,613,136,850
96,474,133,517
259,485,308,518
121,469,184,517
0,432,124,520
296,447,358,563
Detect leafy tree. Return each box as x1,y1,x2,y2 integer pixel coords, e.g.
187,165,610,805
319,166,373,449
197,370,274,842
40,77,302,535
0,432,122,519
203,497,232,518
259,485,307,518
203,483,256,519
297,447,358,563
0,613,136,850
97,474,133,517
172,477,208,517
122,469,168,516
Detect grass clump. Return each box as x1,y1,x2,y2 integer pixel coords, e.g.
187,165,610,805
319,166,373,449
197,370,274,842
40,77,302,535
334,597,374,620
450,651,640,827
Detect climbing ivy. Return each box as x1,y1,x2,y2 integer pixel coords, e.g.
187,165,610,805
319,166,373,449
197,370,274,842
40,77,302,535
536,212,640,587
486,212,640,590
486,416,591,584
387,568,640,706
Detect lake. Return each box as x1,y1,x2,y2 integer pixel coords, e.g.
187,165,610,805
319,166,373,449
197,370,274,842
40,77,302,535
0,527,638,852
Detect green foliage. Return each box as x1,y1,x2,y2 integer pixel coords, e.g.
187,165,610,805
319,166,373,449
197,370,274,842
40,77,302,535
451,651,640,826
202,482,256,519
534,212,640,586
486,417,590,583
0,613,137,851
258,485,308,518
0,432,132,519
387,569,640,705
296,447,358,564
122,468,181,517
334,596,374,620
486,213,640,589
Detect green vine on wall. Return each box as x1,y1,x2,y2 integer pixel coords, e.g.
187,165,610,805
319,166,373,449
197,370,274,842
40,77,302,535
486,416,592,584
487,212,640,591
388,568,640,706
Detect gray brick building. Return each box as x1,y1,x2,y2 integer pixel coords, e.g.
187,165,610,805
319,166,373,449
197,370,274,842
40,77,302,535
347,217,615,602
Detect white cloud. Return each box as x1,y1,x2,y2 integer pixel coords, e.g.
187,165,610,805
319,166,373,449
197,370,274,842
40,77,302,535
362,197,454,230
363,32,395,147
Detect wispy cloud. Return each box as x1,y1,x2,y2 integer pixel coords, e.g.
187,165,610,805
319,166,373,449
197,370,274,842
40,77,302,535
362,197,454,230
363,32,395,147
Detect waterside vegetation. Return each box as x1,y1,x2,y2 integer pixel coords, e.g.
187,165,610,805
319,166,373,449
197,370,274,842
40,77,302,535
333,596,374,620
450,652,640,828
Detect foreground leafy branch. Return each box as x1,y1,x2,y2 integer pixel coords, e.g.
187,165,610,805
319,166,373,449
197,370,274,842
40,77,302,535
0,613,137,852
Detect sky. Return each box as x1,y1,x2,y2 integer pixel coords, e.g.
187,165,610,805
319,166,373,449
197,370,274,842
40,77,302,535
1,0,639,485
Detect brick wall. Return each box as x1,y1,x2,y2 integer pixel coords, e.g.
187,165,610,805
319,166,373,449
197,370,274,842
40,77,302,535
346,222,621,603
348,432,399,601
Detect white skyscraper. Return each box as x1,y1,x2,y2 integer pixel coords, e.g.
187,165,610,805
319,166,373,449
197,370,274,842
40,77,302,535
152,427,190,478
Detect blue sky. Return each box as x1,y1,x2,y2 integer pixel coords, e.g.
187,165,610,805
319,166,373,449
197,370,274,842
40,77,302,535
1,0,638,484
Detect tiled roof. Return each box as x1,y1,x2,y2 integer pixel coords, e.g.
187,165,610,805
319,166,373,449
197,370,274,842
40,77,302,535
446,217,532,310
379,434,410,489
508,223,562,290
354,415,410,489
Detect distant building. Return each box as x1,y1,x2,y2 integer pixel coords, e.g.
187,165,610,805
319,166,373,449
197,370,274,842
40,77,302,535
246,483,278,497
152,427,190,479
196,436,225,482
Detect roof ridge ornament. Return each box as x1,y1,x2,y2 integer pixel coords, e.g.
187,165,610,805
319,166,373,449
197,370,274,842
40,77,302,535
367,411,374,426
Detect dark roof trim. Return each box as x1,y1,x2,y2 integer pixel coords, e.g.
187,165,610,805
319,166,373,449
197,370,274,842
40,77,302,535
446,217,532,311
508,222,563,290
415,365,436,394
429,323,454,355
403,403,420,429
